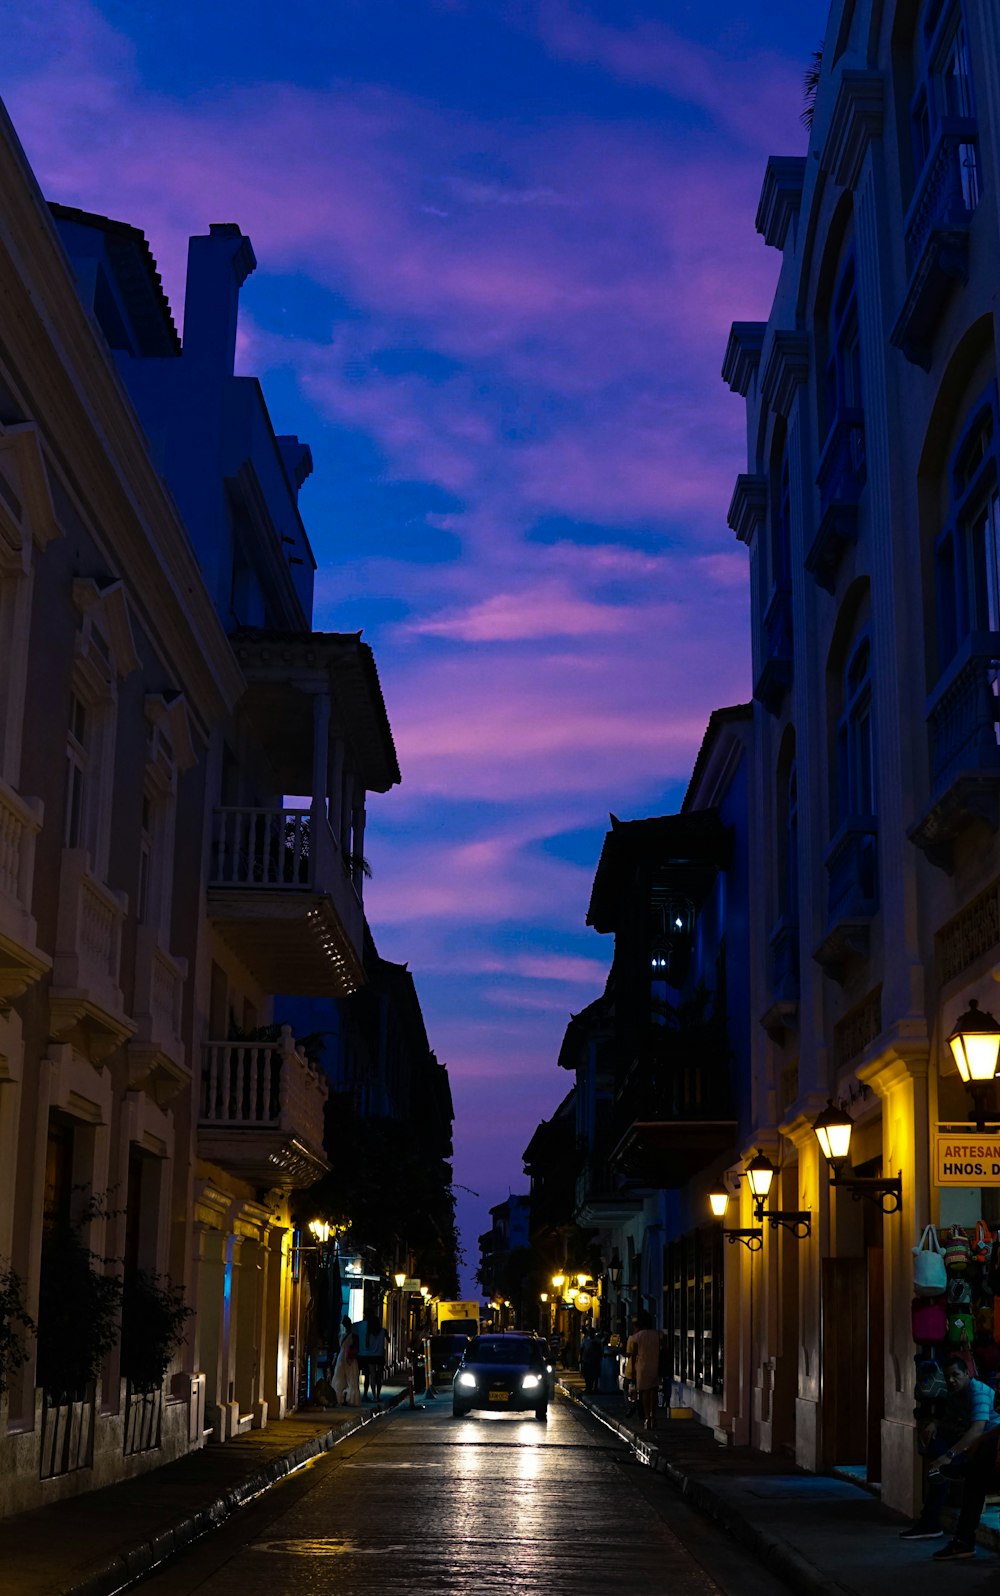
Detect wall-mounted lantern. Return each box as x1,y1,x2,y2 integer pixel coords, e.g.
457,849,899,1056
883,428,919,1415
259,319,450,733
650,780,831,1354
948,1000,1000,1131
608,1253,622,1290
744,1151,811,1238
707,1188,763,1251
811,1100,902,1213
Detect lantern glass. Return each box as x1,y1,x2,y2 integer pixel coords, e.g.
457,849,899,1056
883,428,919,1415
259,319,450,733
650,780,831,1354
708,1190,729,1218
745,1152,774,1201
551,1272,565,1289
393,1271,406,1288
949,1001,1000,1084
813,1102,853,1164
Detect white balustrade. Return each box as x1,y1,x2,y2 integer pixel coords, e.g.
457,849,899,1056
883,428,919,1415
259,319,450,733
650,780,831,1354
210,808,314,888
0,776,40,913
200,1026,326,1151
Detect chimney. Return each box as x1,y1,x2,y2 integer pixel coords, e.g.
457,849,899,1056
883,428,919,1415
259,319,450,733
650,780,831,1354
277,436,314,500
182,223,256,374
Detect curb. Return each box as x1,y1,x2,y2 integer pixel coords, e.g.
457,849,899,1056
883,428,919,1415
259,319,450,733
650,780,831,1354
64,1393,406,1596
557,1381,855,1596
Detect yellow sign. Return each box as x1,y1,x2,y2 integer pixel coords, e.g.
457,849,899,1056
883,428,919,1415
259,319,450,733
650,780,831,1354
935,1134,1000,1185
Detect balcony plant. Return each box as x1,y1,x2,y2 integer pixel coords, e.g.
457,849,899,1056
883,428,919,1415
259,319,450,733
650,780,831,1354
120,1269,192,1393
0,1261,35,1396
36,1201,122,1404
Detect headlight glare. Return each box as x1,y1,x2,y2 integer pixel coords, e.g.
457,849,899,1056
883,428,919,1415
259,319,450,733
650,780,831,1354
457,1371,477,1389
521,1373,542,1389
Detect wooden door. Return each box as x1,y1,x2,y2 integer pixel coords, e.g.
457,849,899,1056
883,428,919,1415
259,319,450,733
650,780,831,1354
821,1256,867,1465
867,1246,884,1482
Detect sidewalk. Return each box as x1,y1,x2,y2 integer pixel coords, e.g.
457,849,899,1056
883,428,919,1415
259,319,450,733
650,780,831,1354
558,1372,1000,1596
0,1388,406,1596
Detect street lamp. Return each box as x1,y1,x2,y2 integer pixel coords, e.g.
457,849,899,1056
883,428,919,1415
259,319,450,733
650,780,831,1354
539,1292,548,1303
308,1219,332,1244
948,1000,1000,1130
811,1100,902,1213
607,1254,622,1290
551,1272,565,1290
706,1188,763,1251
394,1271,406,1288
744,1151,811,1238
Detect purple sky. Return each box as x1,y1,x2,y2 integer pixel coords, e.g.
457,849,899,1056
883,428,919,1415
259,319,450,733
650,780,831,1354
2,0,825,1291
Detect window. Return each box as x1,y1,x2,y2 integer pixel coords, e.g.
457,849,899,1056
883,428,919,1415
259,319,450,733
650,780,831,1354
935,389,1000,670
64,692,89,849
772,447,792,591
910,3,979,214
823,258,864,444
837,634,876,822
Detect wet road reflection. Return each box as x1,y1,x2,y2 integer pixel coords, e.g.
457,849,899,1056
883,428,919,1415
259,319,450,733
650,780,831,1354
139,1399,786,1596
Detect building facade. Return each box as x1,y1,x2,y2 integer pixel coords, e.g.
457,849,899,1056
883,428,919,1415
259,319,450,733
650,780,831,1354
0,101,401,1512
719,0,1000,1513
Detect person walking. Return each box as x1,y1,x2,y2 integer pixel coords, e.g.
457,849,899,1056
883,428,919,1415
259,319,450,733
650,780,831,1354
626,1311,661,1432
581,1330,603,1395
363,1311,387,1404
332,1313,361,1407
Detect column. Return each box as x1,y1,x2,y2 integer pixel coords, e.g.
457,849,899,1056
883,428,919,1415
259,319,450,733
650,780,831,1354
351,800,366,900
328,738,344,848
340,769,354,859
860,1047,930,1519
261,1227,290,1420
310,692,331,825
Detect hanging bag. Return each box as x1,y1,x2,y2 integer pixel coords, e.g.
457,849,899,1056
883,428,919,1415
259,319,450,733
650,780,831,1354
944,1225,972,1273
972,1219,994,1264
912,1298,947,1342
914,1225,947,1296
950,1326,978,1375
947,1275,972,1307
947,1308,975,1345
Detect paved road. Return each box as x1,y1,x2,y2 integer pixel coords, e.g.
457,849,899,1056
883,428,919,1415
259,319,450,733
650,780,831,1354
138,1398,790,1596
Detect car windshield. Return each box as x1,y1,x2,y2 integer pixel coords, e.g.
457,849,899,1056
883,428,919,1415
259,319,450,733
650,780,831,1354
467,1338,539,1364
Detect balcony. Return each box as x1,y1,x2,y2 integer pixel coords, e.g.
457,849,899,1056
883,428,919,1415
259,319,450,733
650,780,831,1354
754,586,793,715
807,409,866,592
127,924,189,1103
574,1156,642,1226
0,776,49,1007
814,818,878,981
608,1036,737,1188
207,804,364,996
891,119,980,368
50,849,133,1060
197,1027,329,1189
909,633,1000,871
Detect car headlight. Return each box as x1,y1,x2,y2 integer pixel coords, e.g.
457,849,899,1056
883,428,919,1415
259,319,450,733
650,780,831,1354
457,1371,477,1389
545,1364,553,1373
521,1373,542,1389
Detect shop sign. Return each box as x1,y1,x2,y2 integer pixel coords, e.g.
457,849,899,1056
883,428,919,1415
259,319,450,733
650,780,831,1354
934,1133,1000,1185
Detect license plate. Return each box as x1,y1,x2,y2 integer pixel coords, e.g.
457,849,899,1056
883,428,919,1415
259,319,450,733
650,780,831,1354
488,1391,509,1402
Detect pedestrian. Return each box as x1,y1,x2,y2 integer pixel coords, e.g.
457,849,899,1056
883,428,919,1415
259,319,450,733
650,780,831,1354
363,1311,387,1403
900,1353,1000,1546
332,1313,361,1407
626,1311,661,1432
581,1330,603,1395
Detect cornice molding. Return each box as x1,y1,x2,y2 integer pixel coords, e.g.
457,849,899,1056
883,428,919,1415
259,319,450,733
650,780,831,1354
722,322,767,397
756,157,807,250
820,70,884,190
0,111,245,724
727,474,768,546
761,330,810,419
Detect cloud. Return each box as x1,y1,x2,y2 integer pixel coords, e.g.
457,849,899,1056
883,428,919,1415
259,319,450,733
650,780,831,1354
406,582,630,641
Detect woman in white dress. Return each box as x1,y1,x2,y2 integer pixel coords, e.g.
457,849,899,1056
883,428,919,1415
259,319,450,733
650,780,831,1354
332,1314,361,1406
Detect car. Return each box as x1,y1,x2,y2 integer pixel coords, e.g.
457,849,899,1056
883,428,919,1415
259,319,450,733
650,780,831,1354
427,1332,470,1384
452,1333,549,1420
533,1335,557,1398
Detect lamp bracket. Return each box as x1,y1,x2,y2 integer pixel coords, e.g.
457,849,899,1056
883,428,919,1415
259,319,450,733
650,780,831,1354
722,1227,764,1252
754,1203,811,1238
828,1166,902,1214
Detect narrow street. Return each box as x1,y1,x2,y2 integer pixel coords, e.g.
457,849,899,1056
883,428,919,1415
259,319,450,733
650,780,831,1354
136,1398,787,1596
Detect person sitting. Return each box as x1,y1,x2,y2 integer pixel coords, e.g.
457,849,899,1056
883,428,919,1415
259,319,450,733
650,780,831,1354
901,1354,1000,1548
